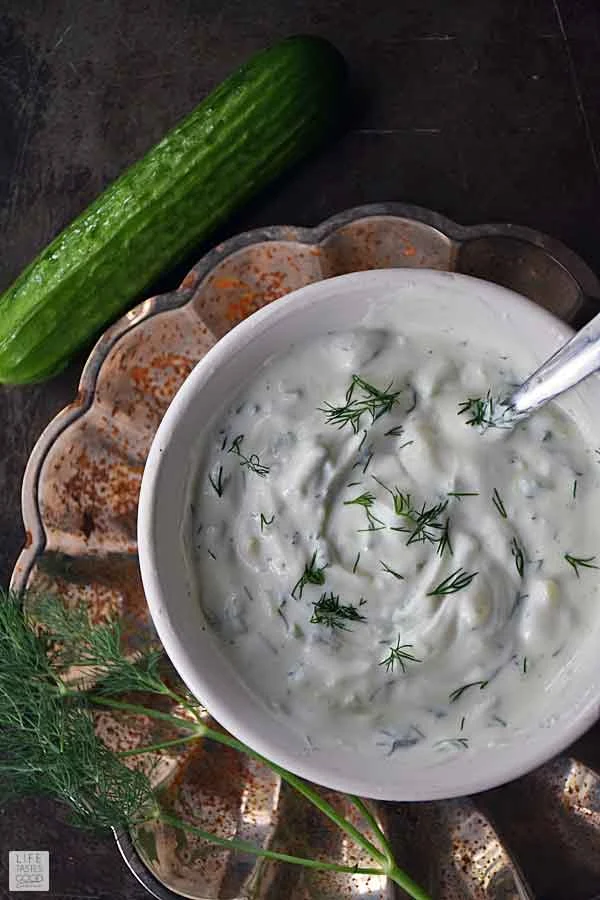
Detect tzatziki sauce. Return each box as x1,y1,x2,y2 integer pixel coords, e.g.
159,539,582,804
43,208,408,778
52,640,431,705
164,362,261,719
185,328,600,756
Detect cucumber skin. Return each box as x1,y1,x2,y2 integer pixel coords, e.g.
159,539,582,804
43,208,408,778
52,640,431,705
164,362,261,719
0,36,347,384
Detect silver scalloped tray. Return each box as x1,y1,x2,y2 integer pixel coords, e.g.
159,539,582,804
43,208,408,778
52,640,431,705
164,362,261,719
11,203,600,900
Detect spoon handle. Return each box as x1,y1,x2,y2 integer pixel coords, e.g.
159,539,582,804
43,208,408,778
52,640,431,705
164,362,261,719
508,309,600,416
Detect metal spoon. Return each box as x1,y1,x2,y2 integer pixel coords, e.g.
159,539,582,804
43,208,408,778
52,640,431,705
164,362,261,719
506,309,600,422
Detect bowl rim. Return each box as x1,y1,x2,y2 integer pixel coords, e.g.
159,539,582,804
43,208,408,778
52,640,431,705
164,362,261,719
138,267,600,801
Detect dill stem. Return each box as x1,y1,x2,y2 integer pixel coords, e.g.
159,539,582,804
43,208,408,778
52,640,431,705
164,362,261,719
117,735,197,758
152,812,385,876
349,795,394,864
90,695,385,866
160,684,203,720
89,695,198,727
388,864,432,900
91,696,431,898
196,726,388,867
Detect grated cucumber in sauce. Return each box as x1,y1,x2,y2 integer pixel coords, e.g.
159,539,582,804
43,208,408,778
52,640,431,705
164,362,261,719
186,328,600,756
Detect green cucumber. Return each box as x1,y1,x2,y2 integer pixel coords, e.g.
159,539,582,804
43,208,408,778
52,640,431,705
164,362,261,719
0,36,347,384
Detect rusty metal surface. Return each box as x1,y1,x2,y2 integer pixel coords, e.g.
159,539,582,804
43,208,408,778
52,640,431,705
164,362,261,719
10,203,600,899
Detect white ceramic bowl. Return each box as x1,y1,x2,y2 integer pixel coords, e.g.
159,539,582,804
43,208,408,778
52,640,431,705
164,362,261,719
138,268,600,800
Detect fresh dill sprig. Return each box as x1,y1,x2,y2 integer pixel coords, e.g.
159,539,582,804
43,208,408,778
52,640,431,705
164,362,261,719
448,680,488,703
0,593,159,828
492,488,507,519
427,568,478,596
228,434,269,477
344,491,385,532
384,425,404,437
457,390,498,428
511,537,525,577
26,594,167,698
564,553,599,577
319,374,401,434
291,551,328,599
379,636,421,673
310,592,367,630
260,513,274,532
0,591,431,899
208,465,225,497
379,560,404,580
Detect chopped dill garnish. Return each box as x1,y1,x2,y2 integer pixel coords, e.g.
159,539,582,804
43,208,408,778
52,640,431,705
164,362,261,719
291,551,327,599
344,491,385,532
207,549,216,560
228,434,269,477
371,478,411,516
358,430,368,452
310,592,367,630
220,434,228,451
347,481,362,488
573,479,578,499
492,488,507,518
319,374,401,434
345,491,376,508
384,425,404,437
372,477,448,547
362,452,374,474
260,513,274,532
352,552,361,574
447,491,479,499
379,636,421,673
457,390,500,428
427,568,478,596
564,553,599,577
379,560,404,580
398,500,449,546
511,537,525,577
437,519,453,557
449,680,488,703
460,716,466,732
523,657,528,674
398,440,415,450
208,465,225,497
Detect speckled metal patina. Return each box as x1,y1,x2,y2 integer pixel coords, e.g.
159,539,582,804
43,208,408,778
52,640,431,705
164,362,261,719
10,204,600,900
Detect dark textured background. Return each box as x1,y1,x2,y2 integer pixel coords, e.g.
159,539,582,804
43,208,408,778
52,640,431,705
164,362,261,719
0,1,599,897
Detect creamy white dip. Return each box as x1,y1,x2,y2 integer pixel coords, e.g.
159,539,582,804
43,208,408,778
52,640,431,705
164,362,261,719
186,328,600,755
